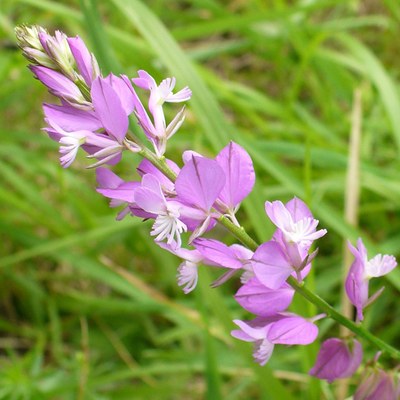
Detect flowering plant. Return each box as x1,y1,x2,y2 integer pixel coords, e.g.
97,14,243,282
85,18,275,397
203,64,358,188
16,25,400,398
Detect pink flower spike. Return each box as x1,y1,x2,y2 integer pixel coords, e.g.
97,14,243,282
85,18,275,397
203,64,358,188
309,338,363,383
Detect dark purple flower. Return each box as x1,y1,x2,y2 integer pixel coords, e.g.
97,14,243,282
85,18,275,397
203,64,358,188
309,338,363,383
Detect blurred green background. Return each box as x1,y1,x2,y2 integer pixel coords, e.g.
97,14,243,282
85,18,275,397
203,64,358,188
1,0,400,399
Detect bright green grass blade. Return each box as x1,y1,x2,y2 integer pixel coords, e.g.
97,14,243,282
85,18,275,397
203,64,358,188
334,33,400,151
111,0,230,151
0,218,139,269
79,0,121,74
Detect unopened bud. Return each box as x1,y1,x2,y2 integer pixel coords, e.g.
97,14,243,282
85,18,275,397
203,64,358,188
15,25,55,68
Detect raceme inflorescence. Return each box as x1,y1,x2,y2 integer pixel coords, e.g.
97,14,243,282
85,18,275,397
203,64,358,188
16,25,400,397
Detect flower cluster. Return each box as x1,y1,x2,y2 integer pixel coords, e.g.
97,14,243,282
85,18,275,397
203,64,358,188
17,25,399,397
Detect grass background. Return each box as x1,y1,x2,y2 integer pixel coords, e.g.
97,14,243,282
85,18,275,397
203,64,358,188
1,0,400,398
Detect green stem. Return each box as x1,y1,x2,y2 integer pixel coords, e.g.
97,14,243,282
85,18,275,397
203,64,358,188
138,146,177,182
138,145,400,360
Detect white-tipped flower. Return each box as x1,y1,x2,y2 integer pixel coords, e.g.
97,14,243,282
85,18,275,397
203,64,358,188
15,25,55,68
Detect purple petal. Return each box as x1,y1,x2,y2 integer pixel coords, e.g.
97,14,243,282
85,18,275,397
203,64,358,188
96,168,124,188
134,187,165,214
345,256,369,321
215,141,255,209
175,156,225,211
309,338,363,383
30,66,83,101
67,36,98,86
366,254,397,277
132,70,156,90
252,241,293,289
230,244,254,261
137,158,179,192
193,238,243,269
267,315,318,345
97,183,138,203
107,74,135,115
182,150,202,164
285,197,313,222
43,103,101,132
235,278,294,316
91,77,128,143
231,319,268,342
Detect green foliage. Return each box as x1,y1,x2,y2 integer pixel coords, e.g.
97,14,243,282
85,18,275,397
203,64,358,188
1,0,400,398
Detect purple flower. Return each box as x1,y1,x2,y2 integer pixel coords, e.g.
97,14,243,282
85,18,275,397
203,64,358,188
131,70,191,157
181,142,255,219
135,174,187,247
309,338,363,383
345,238,397,321
266,198,326,268
251,198,325,288
175,156,225,241
232,313,321,366
354,368,396,400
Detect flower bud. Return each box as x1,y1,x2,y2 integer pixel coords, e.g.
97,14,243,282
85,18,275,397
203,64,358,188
309,338,363,383
15,25,55,68
354,368,396,400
